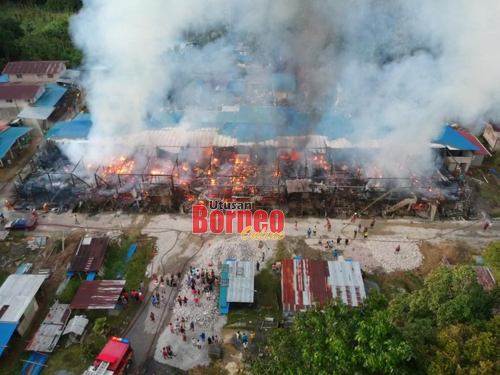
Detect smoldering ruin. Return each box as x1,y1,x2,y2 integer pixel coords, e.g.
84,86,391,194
14,0,499,221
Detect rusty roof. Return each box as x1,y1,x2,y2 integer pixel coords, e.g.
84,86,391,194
69,236,110,273
282,259,366,312
70,280,125,310
0,83,41,100
2,61,65,75
475,266,496,292
26,302,71,352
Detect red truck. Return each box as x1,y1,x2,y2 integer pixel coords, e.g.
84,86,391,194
83,337,133,375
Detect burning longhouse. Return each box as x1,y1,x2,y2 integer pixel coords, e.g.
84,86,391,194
14,104,476,220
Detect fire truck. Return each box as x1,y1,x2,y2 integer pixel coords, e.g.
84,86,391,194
83,337,133,375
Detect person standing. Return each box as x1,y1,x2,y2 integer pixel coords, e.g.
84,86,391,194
42,203,48,214
162,347,168,360
236,331,241,343
256,261,260,271
294,221,298,231
200,332,206,342
354,230,357,239
190,321,195,331
370,218,376,228
364,229,368,239
242,333,248,343
5,200,12,211
350,212,358,223
313,226,317,236
333,249,338,260
337,236,341,245
395,245,401,254
169,323,174,333
197,339,201,349
208,336,212,345
345,238,349,246
192,337,197,347
74,214,79,224
307,228,311,238
182,331,187,342
483,222,490,231
150,312,155,322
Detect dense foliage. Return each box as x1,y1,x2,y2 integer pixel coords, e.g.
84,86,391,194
0,3,82,67
251,265,499,375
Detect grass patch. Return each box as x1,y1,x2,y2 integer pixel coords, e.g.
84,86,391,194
123,236,155,290
484,241,500,281
0,270,8,287
57,277,82,303
226,268,282,327
274,240,291,262
9,231,25,241
43,343,91,375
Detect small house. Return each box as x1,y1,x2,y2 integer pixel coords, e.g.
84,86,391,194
2,61,66,84
483,123,500,151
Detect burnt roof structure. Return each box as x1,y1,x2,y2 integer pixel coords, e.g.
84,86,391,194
70,280,125,310
2,61,65,75
69,236,110,273
25,302,71,352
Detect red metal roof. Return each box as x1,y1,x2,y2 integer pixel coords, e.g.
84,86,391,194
455,129,491,156
475,266,496,292
70,280,125,310
96,340,129,370
0,83,41,100
69,237,110,272
2,61,65,75
282,259,366,312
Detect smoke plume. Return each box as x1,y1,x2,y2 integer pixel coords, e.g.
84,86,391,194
69,0,500,172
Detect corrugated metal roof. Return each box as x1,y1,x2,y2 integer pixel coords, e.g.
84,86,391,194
18,106,55,120
433,126,479,151
70,280,125,310
63,315,89,336
0,322,18,357
0,83,41,100
2,61,65,75
34,84,67,107
0,127,32,159
455,129,491,156
0,275,47,323
276,136,327,152
226,260,255,303
475,266,496,292
286,180,327,194
213,134,238,148
46,120,92,141
69,236,110,273
282,259,365,312
26,302,71,352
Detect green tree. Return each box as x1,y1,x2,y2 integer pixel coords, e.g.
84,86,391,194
389,265,497,368
427,318,500,375
0,17,24,62
250,293,415,375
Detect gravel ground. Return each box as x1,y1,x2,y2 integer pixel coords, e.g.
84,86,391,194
152,237,275,371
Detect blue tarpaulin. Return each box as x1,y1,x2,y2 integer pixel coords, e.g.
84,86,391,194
20,352,49,375
0,322,17,357
86,272,96,281
0,127,32,159
117,243,138,278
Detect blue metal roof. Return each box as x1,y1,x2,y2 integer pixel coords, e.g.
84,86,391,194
18,106,55,120
35,84,67,108
0,74,9,83
46,120,92,140
227,80,246,94
20,352,49,375
0,127,32,159
0,322,17,357
74,113,91,121
433,126,479,151
271,73,296,92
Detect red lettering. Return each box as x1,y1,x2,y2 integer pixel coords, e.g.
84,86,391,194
253,210,268,232
269,210,285,233
210,210,225,234
225,210,237,234
192,205,208,233
237,210,252,233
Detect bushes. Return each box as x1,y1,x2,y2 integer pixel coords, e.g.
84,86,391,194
484,242,500,280
57,277,81,303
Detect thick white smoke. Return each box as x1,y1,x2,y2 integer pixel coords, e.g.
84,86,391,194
69,0,500,174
